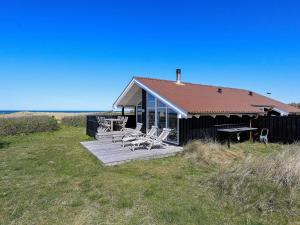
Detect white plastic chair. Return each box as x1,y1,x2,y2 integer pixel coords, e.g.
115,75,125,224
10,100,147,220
259,128,269,144
96,116,111,133
112,123,143,143
129,128,171,151
122,126,157,147
120,117,128,131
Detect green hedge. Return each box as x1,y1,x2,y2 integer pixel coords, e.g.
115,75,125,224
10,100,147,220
61,116,86,127
0,116,59,136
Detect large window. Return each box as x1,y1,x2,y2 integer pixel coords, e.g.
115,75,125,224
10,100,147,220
147,93,155,108
147,93,156,131
167,108,178,142
157,100,167,135
146,92,178,144
136,101,142,123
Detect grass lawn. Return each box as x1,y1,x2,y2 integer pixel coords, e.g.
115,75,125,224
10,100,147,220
0,127,299,225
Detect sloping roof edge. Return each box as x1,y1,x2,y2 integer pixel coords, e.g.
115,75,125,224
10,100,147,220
114,76,300,116
113,77,188,117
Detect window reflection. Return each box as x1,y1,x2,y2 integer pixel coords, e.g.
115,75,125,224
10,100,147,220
148,108,155,129
146,93,178,143
157,108,166,135
147,93,155,108
167,108,178,142
147,93,155,131
136,101,142,123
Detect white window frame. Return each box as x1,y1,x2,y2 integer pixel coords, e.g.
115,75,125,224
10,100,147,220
146,92,179,145
146,92,157,131
136,102,143,124
165,107,179,145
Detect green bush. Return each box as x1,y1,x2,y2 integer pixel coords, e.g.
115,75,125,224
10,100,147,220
61,116,86,127
0,116,59,136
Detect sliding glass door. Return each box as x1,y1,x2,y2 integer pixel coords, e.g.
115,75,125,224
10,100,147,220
136,101,142,123
146,92,179,144
167,108,178,143
157,100,167,135
147,93,156,131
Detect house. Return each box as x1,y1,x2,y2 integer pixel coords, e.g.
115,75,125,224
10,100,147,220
113,69,300,145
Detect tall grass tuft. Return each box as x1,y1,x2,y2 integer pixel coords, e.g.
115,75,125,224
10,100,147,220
0,116,59,136
184,140,241,166
213,144,300,214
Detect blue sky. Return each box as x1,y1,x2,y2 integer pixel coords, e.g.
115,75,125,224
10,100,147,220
0,0,299,110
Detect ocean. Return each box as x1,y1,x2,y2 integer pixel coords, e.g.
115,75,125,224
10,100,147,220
0,110,102,115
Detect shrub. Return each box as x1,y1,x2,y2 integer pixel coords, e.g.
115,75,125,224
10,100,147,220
61,116,86,127
0,116,59,136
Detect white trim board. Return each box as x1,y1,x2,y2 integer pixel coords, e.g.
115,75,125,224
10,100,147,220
113,78,188,118
112,78,136,108
273,108,289,116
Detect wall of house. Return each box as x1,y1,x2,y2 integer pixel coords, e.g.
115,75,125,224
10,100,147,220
252,115,300,143
178,115,251,145
178,115,300,145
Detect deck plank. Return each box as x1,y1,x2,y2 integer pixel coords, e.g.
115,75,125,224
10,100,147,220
80,138,183,166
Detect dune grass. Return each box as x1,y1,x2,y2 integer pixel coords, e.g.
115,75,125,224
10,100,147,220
0,128,299,224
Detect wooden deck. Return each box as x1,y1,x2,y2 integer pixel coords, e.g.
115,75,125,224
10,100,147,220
80,137,183,166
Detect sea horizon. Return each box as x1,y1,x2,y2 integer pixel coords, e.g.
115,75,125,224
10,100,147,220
0,110,109,115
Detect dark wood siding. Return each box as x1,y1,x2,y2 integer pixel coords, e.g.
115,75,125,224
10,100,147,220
86,115,99,137
179,115,300,145
179,115,251,145
252,116,300,143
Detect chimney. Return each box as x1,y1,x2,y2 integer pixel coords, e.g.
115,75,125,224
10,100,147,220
218,88,222,94
176,69,181,84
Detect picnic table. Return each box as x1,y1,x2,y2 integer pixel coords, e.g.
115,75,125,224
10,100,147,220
217,127,258,148
104,118,123,131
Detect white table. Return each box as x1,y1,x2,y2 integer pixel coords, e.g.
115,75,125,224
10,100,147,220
104,118,123,131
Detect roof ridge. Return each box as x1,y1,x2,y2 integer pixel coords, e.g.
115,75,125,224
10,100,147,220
134,76,254,93
116,76,300,115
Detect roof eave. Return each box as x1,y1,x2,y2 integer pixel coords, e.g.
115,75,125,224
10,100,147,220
134,78,188,117
188,112,265,117
112,77,136,109
113,77,189,118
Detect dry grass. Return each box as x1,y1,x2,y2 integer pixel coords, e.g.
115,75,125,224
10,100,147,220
213,143,300,215
1,130,299,224
0,112,92,121
215,143,300,188
184,140,300,217
0,111,133,121
184,140,243,166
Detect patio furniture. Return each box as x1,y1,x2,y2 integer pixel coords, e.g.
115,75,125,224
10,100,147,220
259,128,269,144
116,116,124,127
119,117,128,131
122,125,157,147
112,123,143,143
217,127,258,148
129,128,171,151
96,116,111,132
104,118,124,131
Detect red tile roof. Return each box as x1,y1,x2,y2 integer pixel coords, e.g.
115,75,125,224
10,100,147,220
135,77,300,115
